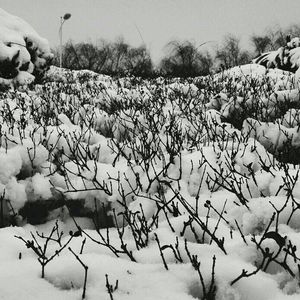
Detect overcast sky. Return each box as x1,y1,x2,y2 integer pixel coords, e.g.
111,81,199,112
2,0,300,62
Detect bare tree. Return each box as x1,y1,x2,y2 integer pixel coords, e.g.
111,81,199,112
125,45,153,77
251,35,272,55
216,34,250,69
52,38,153,78
160,40,212,77
109,37,129,74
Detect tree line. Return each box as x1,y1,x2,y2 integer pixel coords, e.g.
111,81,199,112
52,24,300,78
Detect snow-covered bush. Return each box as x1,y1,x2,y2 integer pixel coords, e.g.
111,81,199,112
253,36,300,73
0,8,53,88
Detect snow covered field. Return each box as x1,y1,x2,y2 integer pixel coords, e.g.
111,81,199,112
0,63,300,300
2,6,300,300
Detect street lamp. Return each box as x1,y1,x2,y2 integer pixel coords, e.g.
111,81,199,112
59,13,71,68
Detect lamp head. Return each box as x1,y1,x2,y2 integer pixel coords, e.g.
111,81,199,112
63,13,71,20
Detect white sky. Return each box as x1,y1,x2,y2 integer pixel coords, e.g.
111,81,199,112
2,0,300,62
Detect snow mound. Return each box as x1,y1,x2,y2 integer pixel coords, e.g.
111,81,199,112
0,8,53,87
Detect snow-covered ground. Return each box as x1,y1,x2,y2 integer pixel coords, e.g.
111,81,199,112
0,63,300,300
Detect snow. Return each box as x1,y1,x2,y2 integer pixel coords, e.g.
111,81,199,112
0,216,298,300
5,177,27,210
0,67,298,300
2,12,300,298
31,173,53,199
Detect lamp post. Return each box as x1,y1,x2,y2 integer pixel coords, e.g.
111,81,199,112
59,13,71,68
